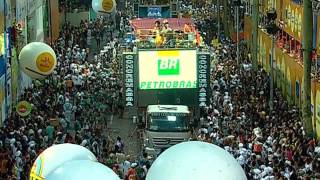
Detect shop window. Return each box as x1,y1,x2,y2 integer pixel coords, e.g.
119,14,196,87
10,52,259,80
245,2,249,14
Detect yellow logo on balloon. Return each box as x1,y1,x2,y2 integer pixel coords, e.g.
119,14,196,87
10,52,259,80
36,52,55,73
102,0,113,12
30,155,44,180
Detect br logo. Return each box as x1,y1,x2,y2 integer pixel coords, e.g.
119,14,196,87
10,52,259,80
158,59,180,75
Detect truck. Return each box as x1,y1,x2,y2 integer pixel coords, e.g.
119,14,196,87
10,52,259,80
143,105,192,157
123,17,211,159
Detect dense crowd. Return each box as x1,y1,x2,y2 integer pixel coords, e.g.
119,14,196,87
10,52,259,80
196,38,320,179
0,11,130,180
179,2,320,178
0,1,320,180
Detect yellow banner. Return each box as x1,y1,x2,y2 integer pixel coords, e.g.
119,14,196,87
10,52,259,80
0,33,4,56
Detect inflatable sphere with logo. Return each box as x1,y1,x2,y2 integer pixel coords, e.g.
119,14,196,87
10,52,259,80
92,0,116,13
146,141,247,180
30,144,120,180
19,42,57,79
45,161,120,180
16,101,32,117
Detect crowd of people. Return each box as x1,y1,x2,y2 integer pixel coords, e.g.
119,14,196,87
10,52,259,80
196,38,320,179
179,2,320,178
0,10,130,180
0,0,320,180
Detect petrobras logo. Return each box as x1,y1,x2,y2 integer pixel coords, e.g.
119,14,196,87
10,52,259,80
158,58,180,76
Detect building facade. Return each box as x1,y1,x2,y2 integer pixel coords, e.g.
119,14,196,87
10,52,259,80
0,0,60,125
243,0,320,139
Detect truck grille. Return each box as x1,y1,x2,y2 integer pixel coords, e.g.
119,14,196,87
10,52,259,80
152,137,185,148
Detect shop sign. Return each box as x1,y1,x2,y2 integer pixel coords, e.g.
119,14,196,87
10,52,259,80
198,53,211,107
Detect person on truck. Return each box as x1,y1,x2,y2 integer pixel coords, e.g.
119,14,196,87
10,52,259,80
153,20,163,47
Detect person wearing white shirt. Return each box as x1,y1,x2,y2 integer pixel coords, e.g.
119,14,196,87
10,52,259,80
72,74,78,85
15,151,23,180
121,159,131,176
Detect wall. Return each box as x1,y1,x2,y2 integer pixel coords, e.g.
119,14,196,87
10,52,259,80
255,28,320,140
49,0,60,42
60,11,90,26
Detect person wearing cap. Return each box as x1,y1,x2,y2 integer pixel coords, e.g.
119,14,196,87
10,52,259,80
161,19,172,40
14,151,23,180
125,163,138,180
207,121,214,135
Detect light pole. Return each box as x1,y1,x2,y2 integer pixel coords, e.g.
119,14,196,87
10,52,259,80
217,0,220,38
265,8,278,112
312,0,320,88
234,0,241,66
301,0,313,137
236,5,240,66
252,0,259,70
48,0,53,45
3,0,8,121
312,0,320,139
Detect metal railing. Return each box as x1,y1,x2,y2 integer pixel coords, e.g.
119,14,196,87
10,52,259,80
135,29,199,49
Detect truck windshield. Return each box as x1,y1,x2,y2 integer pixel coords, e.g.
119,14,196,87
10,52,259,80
148,114,189,132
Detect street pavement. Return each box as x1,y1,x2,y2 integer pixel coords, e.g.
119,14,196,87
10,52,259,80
107,112,142,159
89,35,142,158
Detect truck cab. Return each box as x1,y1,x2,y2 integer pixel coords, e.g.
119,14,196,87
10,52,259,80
143,105,191,157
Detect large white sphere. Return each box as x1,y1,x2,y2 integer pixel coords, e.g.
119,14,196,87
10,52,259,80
46,160,120,180
92,0,116,13
19,42,57,79
30,144,97,179
147,141,247,180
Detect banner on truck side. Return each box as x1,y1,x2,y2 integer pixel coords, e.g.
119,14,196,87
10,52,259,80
197,52,211,107
123,52,137,107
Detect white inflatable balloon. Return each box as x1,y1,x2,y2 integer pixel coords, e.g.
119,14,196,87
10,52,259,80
19,42,57,79
92,0,116,13
30,144,97,179
147,141,247,180
46,160,120,180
